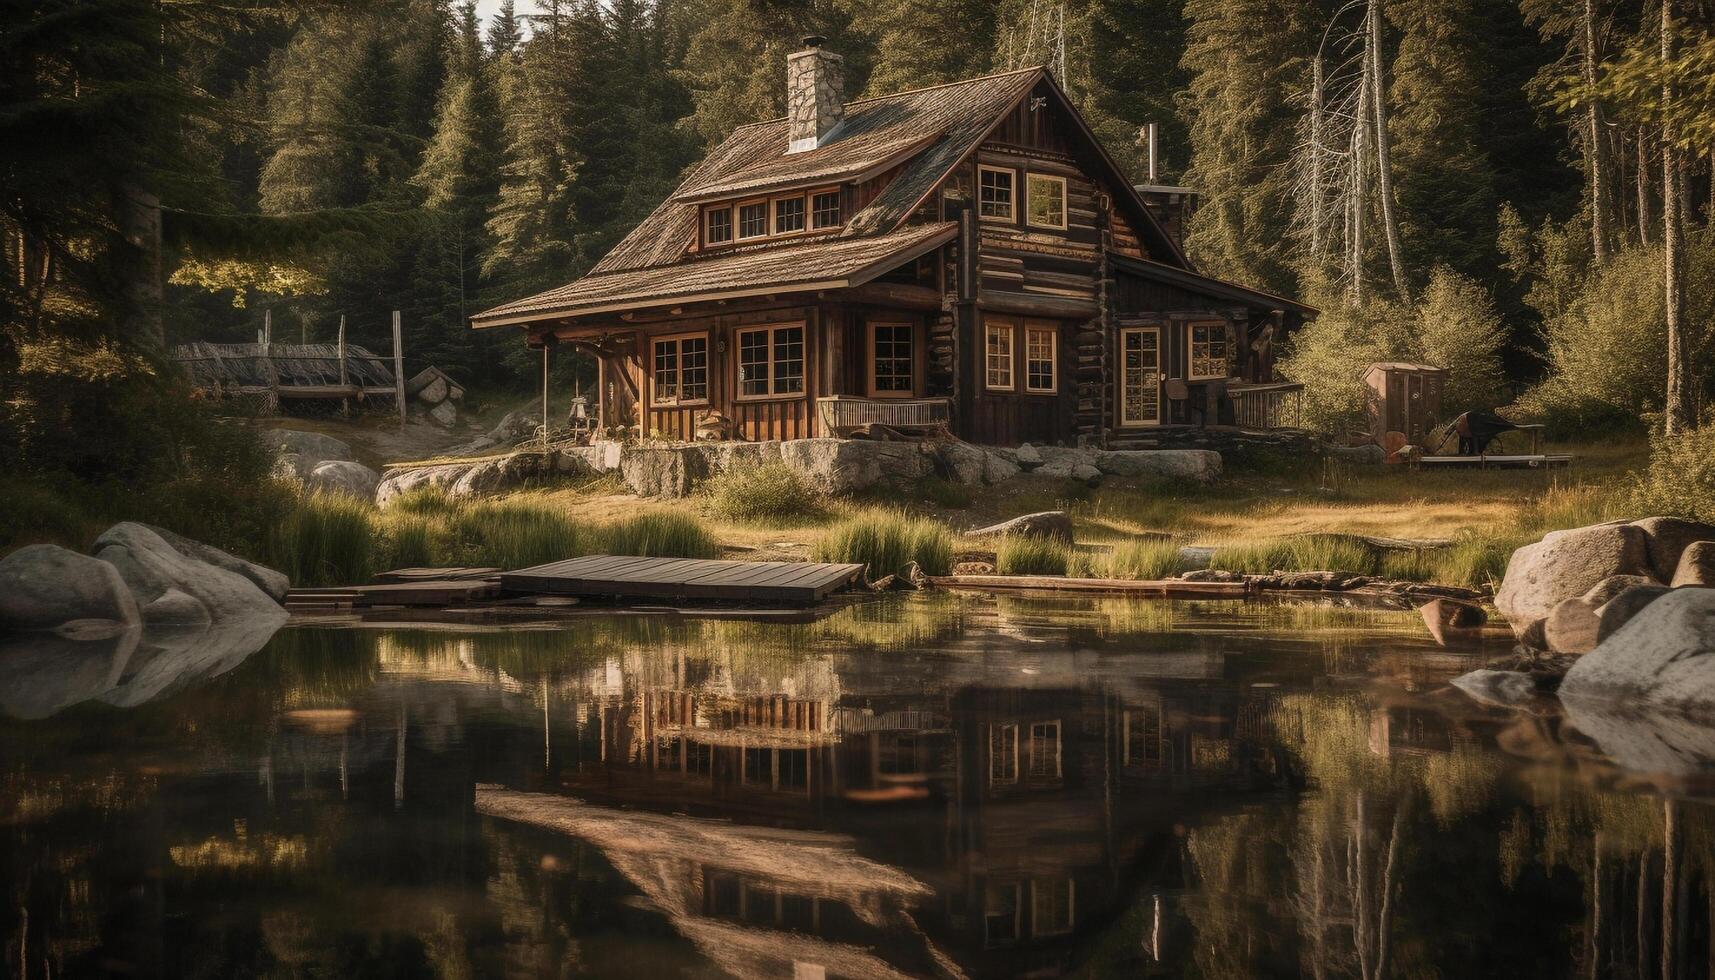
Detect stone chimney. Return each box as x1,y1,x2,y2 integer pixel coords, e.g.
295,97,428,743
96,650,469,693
787,35,844,153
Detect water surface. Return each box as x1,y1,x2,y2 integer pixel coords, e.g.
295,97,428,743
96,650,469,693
3,594,1712,978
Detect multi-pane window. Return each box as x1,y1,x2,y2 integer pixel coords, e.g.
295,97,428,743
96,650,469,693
736,324,805,398
705,207,733,245
989,723,1018,785
1028,720,1061,779
811,190,842,229
738,201,769,239
774,196,805,234
652,334,708,404
1189,322,1230,380
1125,706,1166,768
985,321,1015,390
871,322,914,395
1025,325,1056,393
1026,173,1068,229
984,883,1023,947
1032,879,1075,936
979,166,1015,220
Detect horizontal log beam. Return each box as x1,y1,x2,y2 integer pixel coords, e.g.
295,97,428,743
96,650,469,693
826,281,944,310
978,289,1098,319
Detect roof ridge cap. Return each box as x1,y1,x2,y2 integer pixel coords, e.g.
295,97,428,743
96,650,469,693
844,65,1044,107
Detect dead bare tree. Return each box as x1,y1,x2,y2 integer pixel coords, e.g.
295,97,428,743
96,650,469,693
1663,0,1690,436
1367,0,1410,300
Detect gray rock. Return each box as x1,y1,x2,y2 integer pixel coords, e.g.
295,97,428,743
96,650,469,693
1070,462,1103,485
1014,443,1044,469
983,451,1022,484
1544,596,1600,654
1560,696,1715,778
621,446,705,498
0,545,141,633
1452,669,1541,708
1495,522,1653,636
1325,442,1387,465
778,438,932,496
263,429,353,470
1419,598,1486,646
1093,449,1223,483
952,560,996,575
1560,587,1715,713
966,511,1074,544
375,462,470,506
305,459,382,500
1596,584,1672,644
428,399,459,427
454,451,566,498
93,523,288,626
1519,616,1548,651
140,588,212,626
1034,447,1098,478
138,524,290,603
1631,517,1715,581
936,441,991,485
1671,540,1715,587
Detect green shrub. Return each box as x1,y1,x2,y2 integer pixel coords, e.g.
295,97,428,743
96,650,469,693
813,509,954,580
600,510,718,559
1101,538,1183,579
705,464,825,523
1631,425,1715,523
1209,534,1380,576
455,499,587,568
996,536,1071,575
268,491,381,587
912,475,974,509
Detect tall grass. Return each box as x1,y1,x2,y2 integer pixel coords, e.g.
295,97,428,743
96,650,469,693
599,510,718,559
995,536,1071,575
455,499,587,568
813,509,954,581
704,464,825,523
1100,538,1184,579
268,491,381,587
1208,534,1380,576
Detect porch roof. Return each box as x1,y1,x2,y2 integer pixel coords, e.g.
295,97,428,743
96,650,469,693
1109,253,1318,318
470,221,957,328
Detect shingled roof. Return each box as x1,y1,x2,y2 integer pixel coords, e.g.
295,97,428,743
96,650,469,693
472,65,1193,328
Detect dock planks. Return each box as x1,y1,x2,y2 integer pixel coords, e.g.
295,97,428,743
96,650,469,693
501,554,867,605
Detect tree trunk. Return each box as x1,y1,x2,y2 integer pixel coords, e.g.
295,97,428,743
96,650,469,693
1663,0,1691,436
1351,39,1371,307
1368,0,1410,301
1585,0,1610,264
1662,800,1679,980
1639,129,1654,247
1311,54,1326,265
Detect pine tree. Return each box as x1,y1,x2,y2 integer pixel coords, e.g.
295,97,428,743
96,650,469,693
860,0,996,96
487,0,522,57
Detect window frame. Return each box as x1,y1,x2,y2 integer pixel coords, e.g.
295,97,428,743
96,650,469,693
989,722,1019,786
978,164,1016,222
735,197,770,241
1031,878,1076,937
703,204,734,247
866,319,917,398
771,193,806,237
733,322,808,402
650,331,710,408
984,318,1016,392
1027,719,1062,779
1025,173,1069,230
1187,321,1231,381
810,188,843,230
1024,322,1058,394
1117,324,1163,427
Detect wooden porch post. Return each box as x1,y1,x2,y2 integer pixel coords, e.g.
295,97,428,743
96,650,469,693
337,315,349,418
392,310,406,427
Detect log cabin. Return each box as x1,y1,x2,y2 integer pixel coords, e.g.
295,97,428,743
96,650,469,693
470,37,1316,448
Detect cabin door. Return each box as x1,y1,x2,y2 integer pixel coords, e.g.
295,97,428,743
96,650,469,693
1117,327,1161,427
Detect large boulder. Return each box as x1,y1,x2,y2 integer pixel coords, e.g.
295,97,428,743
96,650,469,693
305,460,382,500
621,446,706,498
0,545,140,633
1560,587,1715,713
778,438,933,496
935,441,991,486
1034,447,1099,479
1495,522,1654,636
1595,583,1672,644
263,428,353,468
92,523,287,626
1544,574,1658,654
1419,598,1486,646
1671,540,1715,587
375,462,471,506
1631,517,1715,581
1093,449,1223,483
966,511,1074,545
138,524,290,603
1014,443,1044,470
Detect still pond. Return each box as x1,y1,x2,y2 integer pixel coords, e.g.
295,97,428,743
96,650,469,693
3,594,1712,978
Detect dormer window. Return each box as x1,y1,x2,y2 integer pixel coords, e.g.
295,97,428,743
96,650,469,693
738,201,769,239
774,196,805,234
811,191,842,229
700,186,844,249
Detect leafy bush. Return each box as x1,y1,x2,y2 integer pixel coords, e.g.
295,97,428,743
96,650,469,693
599,510,718,559
1101,538,1184,579
996,536,1071,575
1632,425,1715,523
813,509,954,580
705,463,825,523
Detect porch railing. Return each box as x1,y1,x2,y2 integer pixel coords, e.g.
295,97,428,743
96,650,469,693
1228,382,1305,430
817,395,952,433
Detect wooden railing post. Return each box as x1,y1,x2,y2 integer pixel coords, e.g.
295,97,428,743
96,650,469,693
392,310,406,427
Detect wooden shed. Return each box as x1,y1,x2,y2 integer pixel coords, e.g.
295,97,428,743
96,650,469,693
1363,362,1447,447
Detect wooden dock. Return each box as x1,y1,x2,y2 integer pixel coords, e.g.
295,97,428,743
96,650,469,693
1419,454,1572,469
500,554,867,604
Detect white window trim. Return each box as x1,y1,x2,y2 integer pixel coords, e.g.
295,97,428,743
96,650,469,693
984,319,1016,392
1187,321,1230,381
651,331,710,407
866,319,916,398
1025,173,1068,230
734,322,808,402
1024,322,1058,394
989,723,1019,786
978,164,1016,223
